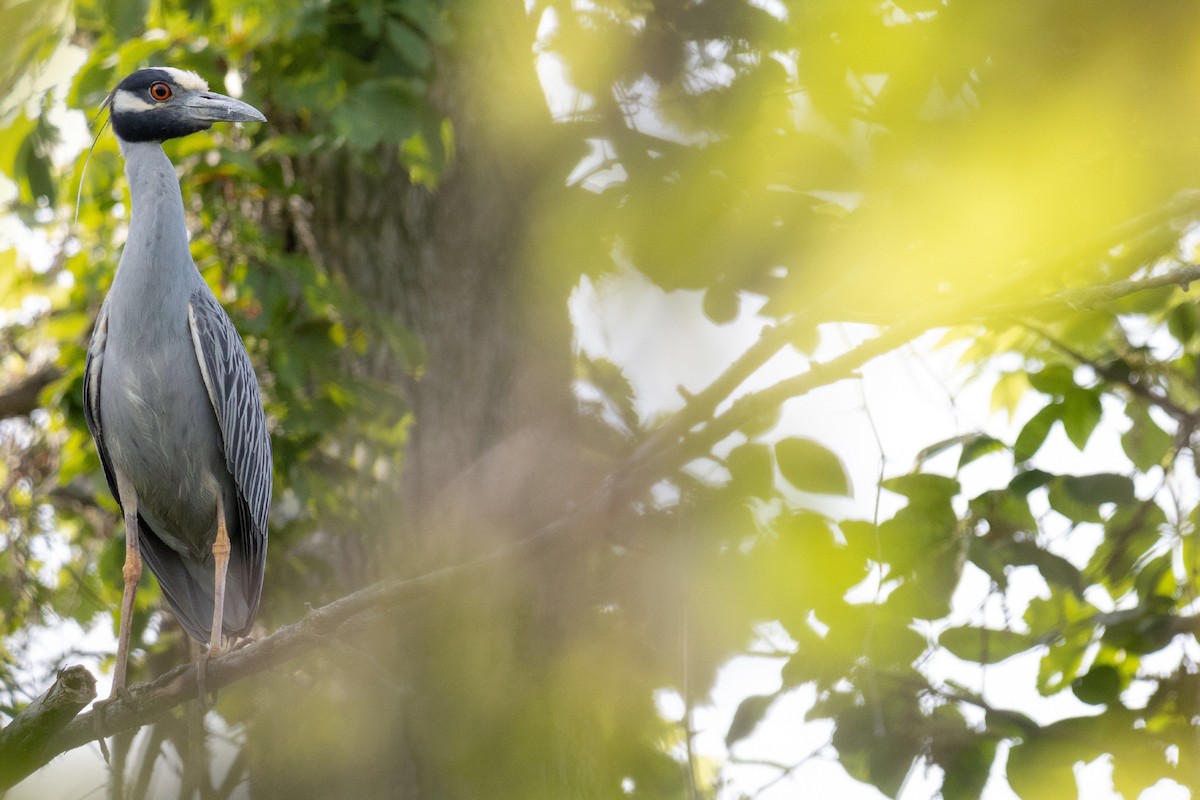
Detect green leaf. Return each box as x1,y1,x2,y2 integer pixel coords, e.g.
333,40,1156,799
1047,473,1134,524
1009,468,1053,495
385,18,431,72
1134,552,1174,601
775,437,850,496
1014,403,1061,461
936,737,997,800
959,434,1005,468
939,626,1036,663
725,693,776,746
1060,388,1103,450
357,0,385,37
702,283,740,324
1006,732,1088,800
1072,664,1121,705
331,78,421,150
1062,473,1136,506
969,489,1036,540
880,473,960,505
1027,593,1097,693
388,0,454,44
914,433,1001,468
1028,363,1077,396
990,371,1030,420
915,434,969,465
1121,403,1172,472
1101,601,1176,655
725,442,774,500
1167,302,1197,345
101,0,150,39
1006,540,1085,594
576,355,639,433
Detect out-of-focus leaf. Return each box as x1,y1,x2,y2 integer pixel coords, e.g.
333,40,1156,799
99,0,149,39
330,78,421,149
725,442,774,500
939,625,1036,664
879,472,959,502
1062,473,1136,506
958,434,1005,468
1006,726,1092,800
577,354,639,434
1072,664,1121,705
1121,403,1172,472
1014,403,1061,462
1006,540,1084,594
936,738,993,800
725,692,776,746
775,437,850,496
1009,468,1053,496
384,17,431,71
702,283,740,324
969,489,1036,540
1028,363,1077,396
1166,301,1197,345
990,371,1030,420
914,435,962,464
1134,553,1174,601
1060,387,1103,450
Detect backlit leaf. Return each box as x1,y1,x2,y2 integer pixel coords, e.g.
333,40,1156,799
776,437,850,496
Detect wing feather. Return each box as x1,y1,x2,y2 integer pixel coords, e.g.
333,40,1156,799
187,289,271,605
83,302,121,502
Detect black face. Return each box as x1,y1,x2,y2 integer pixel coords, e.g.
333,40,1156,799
109,69,213,143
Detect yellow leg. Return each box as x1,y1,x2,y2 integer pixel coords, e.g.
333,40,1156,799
208,494,230,657
97,469,141,763
111,469,142,697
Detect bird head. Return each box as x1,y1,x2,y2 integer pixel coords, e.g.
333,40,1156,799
108,67,266,143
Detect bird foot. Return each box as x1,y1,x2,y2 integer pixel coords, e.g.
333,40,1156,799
196,649,221,710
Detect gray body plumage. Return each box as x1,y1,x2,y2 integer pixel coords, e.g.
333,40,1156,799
84,136,270,642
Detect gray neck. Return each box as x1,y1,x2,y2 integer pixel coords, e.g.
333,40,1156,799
111,139,197,308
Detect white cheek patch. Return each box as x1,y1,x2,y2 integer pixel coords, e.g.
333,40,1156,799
155,67,209,93
112,90,156,113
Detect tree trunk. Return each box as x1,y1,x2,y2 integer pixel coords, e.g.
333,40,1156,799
245,5,619,798
303,2,577,521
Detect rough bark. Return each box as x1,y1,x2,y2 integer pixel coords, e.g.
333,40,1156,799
302,3,577,522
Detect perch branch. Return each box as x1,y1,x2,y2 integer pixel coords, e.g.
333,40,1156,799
0,665,97,787
0,482,612,790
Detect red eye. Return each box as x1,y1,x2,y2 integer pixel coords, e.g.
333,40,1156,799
149,82,172,102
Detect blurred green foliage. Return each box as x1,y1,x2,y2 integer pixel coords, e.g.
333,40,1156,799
5,1,1200,798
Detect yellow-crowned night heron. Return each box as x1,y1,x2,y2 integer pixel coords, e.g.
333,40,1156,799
83,67,271,700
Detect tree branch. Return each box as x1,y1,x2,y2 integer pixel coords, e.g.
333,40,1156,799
637,260,1200,480
0,665,97,787
0,365,61,421
0,491,610,790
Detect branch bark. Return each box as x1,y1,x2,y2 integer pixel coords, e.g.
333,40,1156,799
0,503,599,791
0,365,61,421
0,665,97,787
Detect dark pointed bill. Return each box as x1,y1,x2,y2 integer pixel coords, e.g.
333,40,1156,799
179,92,266,124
